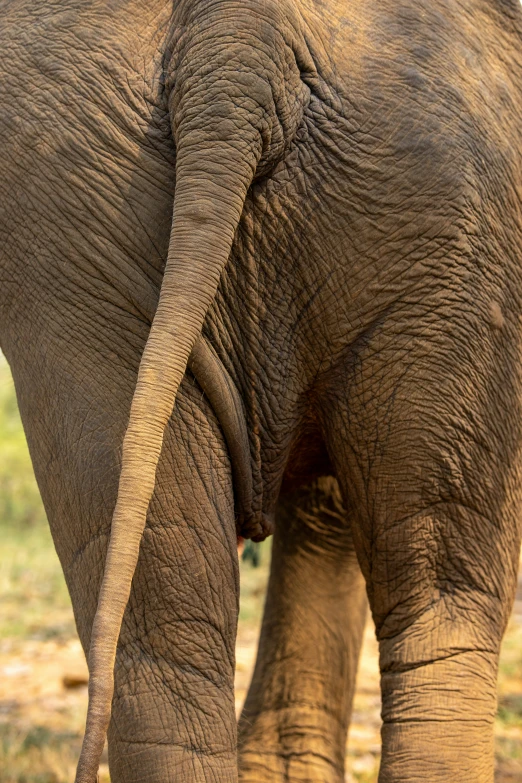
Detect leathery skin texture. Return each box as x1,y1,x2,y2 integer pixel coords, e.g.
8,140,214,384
1,0,522,780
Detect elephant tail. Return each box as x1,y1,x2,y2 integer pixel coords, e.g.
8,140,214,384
74,7,312,782
74,137,261,783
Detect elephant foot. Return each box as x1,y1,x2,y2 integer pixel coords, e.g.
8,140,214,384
238,751,343,783
238,707,346,783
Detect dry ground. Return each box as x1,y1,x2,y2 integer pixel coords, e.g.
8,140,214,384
0,530,521,783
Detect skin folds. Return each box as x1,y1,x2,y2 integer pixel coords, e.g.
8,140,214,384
0,0,522,781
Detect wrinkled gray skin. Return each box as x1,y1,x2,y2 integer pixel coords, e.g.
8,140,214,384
1,0,522,781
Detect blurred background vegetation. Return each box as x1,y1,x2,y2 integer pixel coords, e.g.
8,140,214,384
0,351,521,782
0,355,74,643
0,355,46,530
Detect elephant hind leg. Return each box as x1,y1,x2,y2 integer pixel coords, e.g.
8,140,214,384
320,317,522,783
238,476,368,783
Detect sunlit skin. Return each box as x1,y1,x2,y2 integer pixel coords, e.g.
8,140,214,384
1,1,522,781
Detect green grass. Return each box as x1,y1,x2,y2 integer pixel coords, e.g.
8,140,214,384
0,357,47,530
498,695,522,728
0,725,82,783
238,541,271,625
0,521,74,642
498,616,522,683
0,355,73,642
496,616,522,779
351,772,379,783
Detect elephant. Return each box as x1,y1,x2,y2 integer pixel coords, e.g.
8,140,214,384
1,0,522,780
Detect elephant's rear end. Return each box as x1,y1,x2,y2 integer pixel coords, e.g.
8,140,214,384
1,0,522,782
